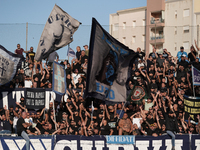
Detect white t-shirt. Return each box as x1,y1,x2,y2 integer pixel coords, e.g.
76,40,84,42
72,73,81,84
24,80,32,88
25,117,33,123
132,117,142,129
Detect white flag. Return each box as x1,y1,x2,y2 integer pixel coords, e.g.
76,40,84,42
67,47,76,58
35,4,81,61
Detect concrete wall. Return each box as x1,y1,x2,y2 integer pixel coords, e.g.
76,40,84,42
109,7,146,51
164,0,193,56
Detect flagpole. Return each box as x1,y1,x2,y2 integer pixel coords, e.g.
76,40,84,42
52,95,57,130
117,101,126,122
91,101,93,122
192,65,196,97
67,44,70,62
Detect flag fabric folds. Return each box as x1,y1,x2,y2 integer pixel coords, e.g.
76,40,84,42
53,61,67,95
85,18,138,102
35,4,81,61
127,85,147,104
192,65,200,86
0,45,24,86
67,47,76,58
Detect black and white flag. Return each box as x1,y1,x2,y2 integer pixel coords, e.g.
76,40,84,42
35,4,81,61
85,18,138,102
0,45,24,86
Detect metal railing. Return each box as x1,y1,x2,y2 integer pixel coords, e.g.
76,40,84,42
151,18,165,24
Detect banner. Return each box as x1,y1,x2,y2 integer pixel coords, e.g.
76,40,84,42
54,135,190,150
67,47,76,58
0,135,53,150
0,134,199,150
85,18,138,102
192,66,200,86
127,85,147,104
106,135,135,144
25,88,45,109
53,61,66,95
191,134,200,150
35,4,81,61
0,88,82,109
184,95,200,121
0,88,59,109
0,45,24,86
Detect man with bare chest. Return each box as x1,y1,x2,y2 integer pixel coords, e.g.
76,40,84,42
118,113,132,135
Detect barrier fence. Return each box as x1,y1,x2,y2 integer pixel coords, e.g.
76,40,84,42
0,134,199,150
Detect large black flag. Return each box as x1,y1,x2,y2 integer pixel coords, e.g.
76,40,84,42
0,45,24,86
85,18,138,102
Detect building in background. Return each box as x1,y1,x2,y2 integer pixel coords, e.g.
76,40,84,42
146,0,165,54
109,7,146,51
164,0,200,56
109,0,200,56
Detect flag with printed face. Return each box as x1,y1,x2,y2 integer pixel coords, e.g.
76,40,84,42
53,61,67,96
85,18,138,102
0,45,24,86
35,4,81,61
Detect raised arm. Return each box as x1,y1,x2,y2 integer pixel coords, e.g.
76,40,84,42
66,103,74,120
194,39,200,51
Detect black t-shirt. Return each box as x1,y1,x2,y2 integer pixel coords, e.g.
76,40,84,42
108,117,118,135
66,78,72,88
137,52,145,60
149,52,158,59
0,119,11,131
28,51,35,62
42,78,51,88
76,51,81,60
74,115,81,124
70,125,78,134
17,117,26,136
188,51,197,62
75,82,83,89
9,110,14,121
65,68,71,76
100,124,110,135
33,73,42,81
81,55,88,64
72,63,81,72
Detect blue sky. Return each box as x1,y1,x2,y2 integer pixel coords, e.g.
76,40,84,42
0,0,146,60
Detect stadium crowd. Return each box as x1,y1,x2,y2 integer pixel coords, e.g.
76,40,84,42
1,42,200,138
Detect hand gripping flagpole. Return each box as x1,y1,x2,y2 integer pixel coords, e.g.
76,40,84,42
117,101,126,122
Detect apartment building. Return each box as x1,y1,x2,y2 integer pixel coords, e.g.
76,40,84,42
109,7,146,51
110,0,200,56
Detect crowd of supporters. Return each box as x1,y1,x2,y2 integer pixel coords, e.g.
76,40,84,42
0,42,200,137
